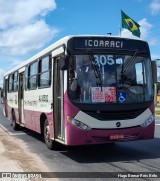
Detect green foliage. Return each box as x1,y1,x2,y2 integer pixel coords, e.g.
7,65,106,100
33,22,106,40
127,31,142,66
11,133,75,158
155,110,160,115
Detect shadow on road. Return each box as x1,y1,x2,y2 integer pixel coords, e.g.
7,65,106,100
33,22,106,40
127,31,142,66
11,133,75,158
60,138,160,163
3,119,160,164
3,121,160,164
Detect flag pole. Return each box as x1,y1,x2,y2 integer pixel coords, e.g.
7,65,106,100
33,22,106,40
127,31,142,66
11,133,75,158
119,10,122,36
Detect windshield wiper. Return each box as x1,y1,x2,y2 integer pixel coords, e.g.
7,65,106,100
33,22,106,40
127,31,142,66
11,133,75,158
89,54,102,89
122,50,147,73
120,50,147,88
122,50,138,74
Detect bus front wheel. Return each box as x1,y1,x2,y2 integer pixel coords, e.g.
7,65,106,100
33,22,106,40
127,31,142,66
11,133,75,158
44,119,54,150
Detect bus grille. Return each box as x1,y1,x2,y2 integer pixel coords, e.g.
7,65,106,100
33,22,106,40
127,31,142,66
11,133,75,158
83,109,146,120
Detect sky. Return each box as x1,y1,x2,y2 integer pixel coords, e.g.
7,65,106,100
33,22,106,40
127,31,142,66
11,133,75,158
0,0,160,87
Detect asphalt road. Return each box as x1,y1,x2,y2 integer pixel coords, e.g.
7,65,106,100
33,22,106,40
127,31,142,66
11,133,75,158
0,104,160,181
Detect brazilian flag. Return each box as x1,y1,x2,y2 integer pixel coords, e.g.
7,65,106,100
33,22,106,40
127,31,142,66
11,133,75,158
121,10,141,38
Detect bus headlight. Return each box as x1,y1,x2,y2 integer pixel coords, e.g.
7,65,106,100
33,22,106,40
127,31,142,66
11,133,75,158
67,116,91,131
141,115,154,128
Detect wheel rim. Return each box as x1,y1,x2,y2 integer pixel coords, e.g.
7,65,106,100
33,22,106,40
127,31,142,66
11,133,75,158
45,125,50,143
13,120,15,127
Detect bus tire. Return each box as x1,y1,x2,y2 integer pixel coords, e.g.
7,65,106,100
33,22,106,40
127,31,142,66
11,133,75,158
12,111,20,131
44,119,54,150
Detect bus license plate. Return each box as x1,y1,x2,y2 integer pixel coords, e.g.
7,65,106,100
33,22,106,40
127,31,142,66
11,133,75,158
110,134,124,140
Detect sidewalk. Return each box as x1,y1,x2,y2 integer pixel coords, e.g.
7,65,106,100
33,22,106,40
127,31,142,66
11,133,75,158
0,126,27,180
0,103,59,181
0,126,56,181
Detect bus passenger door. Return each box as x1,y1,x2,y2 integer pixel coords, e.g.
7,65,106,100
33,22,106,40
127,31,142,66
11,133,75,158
53,57,64,141
18,72,25,124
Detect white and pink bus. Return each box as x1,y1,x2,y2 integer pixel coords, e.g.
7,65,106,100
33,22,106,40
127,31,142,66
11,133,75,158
3,35,157,149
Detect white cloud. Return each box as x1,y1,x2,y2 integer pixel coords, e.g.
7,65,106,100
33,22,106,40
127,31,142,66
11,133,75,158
149,0,160,15
0,0,56,29
120,29,137,39
149,38,159,46
151,54,160,60
0,0,59,56
0,68,5,88
0,20,59,55
11,59,26,67
138,18,152,39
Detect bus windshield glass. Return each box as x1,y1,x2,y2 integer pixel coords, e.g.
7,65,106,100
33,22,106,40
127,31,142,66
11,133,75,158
69,54,153,104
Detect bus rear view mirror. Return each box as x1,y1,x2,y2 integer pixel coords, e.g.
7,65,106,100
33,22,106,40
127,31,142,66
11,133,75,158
151,61,157,84
60,56,68,70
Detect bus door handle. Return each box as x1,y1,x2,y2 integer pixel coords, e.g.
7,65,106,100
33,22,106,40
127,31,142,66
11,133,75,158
57,97,61,99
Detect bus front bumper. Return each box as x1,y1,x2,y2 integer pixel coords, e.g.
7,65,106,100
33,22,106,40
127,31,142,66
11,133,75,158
66,121,155,146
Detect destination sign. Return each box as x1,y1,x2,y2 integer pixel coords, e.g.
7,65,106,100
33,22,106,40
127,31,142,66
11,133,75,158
75,38,124,49
84,39,123,48
67,37,150,57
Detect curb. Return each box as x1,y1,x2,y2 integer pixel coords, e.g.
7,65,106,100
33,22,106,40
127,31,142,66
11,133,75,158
0,123,26,136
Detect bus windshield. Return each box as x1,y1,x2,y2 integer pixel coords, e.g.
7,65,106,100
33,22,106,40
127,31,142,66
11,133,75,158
69,54,153,104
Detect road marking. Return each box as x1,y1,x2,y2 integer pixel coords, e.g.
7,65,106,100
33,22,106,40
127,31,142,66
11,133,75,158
8,132,26,136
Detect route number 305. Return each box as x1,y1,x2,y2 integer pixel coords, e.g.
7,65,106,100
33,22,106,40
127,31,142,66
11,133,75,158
94,55,114,66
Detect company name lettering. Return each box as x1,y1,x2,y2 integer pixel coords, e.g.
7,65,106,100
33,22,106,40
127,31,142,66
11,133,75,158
84,39,123,48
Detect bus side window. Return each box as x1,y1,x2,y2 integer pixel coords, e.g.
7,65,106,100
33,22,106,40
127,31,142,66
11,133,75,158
28,61,38,90
13,72,18,92
25,66,28,90
8,74,13,92
8,72,18,92
38,55,51,88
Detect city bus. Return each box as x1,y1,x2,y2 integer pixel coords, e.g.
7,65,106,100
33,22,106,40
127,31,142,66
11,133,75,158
3,35,157,149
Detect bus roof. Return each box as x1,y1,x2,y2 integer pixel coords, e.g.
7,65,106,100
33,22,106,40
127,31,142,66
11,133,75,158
4,35,148,76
